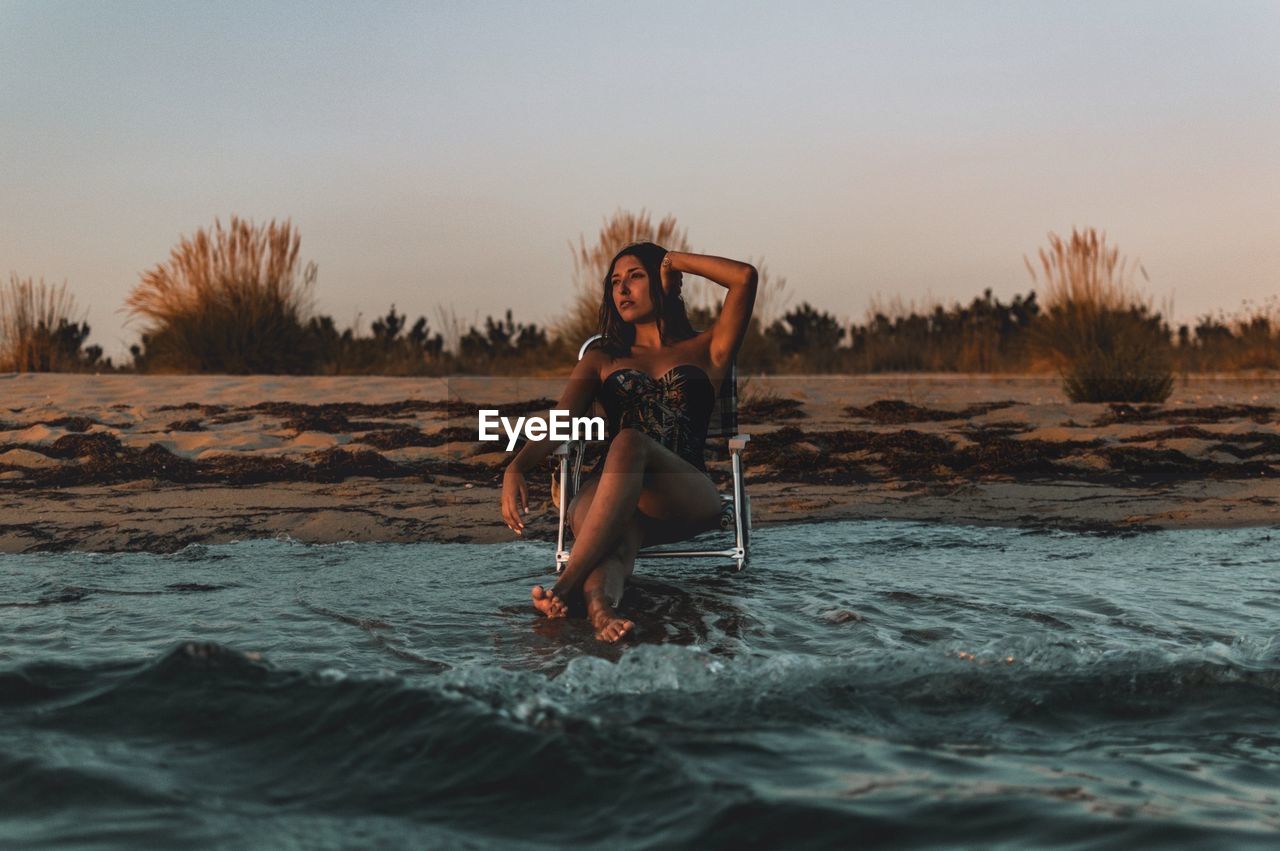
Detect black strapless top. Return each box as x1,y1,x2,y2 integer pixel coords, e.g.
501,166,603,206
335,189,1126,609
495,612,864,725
597,364,717,470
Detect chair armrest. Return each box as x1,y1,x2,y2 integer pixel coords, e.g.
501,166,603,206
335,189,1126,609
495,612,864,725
728,434,751,452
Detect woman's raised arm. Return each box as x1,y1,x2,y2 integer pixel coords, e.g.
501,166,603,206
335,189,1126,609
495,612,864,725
666,251,758,368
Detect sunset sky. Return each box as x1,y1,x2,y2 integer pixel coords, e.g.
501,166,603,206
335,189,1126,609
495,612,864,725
2,0,1277,359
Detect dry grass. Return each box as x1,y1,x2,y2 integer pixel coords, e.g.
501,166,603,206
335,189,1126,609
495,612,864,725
1222,300,1280,370
1026,229,1173,402
127,217,318,373
1179,298,1280,371
840,290,1039,373
556,209,692,345
0,275,87,372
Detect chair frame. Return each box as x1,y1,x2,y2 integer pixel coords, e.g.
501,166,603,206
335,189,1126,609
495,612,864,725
552,334,752,572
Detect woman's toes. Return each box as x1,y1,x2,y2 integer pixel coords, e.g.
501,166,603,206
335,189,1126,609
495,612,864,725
597,618,634,642
533,586,567,618
532,585,565,618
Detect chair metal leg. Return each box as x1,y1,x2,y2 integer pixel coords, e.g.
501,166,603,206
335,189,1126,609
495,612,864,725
555,449,570,572
731,446,748,571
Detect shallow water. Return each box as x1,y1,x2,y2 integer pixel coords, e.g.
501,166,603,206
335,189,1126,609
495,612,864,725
2,521,1278,849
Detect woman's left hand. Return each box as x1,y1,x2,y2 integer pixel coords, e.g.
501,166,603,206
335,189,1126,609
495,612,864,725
660,251,684,298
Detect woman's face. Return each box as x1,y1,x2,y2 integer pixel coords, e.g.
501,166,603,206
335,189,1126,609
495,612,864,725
610,254,656,324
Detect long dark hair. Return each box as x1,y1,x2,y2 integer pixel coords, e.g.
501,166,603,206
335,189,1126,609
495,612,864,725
597,242,697,357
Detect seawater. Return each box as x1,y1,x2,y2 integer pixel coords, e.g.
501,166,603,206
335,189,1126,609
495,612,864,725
1,521,1278,849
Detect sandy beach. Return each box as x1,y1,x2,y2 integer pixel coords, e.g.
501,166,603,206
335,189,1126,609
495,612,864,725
1,372,1276,553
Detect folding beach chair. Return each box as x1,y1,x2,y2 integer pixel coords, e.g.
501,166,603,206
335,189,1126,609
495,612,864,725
552,334,752,572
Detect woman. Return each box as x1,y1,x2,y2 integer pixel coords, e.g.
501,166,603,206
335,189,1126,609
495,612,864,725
500,242,757,642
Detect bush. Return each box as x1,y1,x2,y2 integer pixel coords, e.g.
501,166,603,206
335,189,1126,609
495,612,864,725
127,217,318,373
1026,229,1173,402
766,302,845,369
846,290,1040,373
454,309,564,373
309,306,445,374
1175,299,1280,371
0,275,107,372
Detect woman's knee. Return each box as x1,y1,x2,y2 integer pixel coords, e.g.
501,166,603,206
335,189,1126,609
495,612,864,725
610,427,652,457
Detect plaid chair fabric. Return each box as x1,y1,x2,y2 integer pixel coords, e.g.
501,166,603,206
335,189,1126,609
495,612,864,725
709,362,738,439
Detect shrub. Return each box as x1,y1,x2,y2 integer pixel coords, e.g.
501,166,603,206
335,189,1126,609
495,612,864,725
1026,229,1173,402
847,291,1040,373
0,275,107,371
1176,299,1280,371
766,302,845,369
455,309,563,373
127,217,318,373
309,306,445,374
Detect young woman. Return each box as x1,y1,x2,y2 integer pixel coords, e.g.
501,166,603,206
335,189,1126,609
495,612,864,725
500,242,757,642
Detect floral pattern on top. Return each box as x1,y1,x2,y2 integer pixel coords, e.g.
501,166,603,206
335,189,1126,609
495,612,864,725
598,364,717,471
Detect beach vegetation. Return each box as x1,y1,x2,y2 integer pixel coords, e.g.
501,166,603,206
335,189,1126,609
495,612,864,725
846,290,1040,373
1025,229,1173,402
766,303,845,370
1174,299,1280,372
24,212,1273,378
0,275,108,372
127,217,318,373
460,310,549,361
307,306,446,375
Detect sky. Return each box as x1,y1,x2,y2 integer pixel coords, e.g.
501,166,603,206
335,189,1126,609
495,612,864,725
1,0,1277,360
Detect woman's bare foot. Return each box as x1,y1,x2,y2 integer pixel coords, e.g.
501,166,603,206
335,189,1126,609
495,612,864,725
587,594,634,643
593,614,634,643
531,585,568,618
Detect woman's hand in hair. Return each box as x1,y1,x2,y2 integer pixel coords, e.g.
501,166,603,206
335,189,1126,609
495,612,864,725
660,251,684,298
667,252,758,367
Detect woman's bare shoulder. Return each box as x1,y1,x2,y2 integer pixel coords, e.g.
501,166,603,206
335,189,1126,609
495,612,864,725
577,347,611,378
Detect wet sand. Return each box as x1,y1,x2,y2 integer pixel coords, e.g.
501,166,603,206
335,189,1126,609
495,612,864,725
1,373,1277,553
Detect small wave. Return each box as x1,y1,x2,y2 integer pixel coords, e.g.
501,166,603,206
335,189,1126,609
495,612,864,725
5,640,1280,846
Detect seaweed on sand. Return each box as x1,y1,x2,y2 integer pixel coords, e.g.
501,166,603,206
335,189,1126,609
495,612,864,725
1099,446,1275,482
740,397,807,420
1095,404,1276,426
1118,426,1222,442
156,404,246,425
277,409,391,433
248,399,448,421
844,399,1019,424
166,419,206,432
37,416,101,432
1117,426,1280,459
359,425,477,451
0,434,506,489
1208,434,1280,459
741,423,1278,487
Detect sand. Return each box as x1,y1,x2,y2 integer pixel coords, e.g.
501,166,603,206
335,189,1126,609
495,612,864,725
1,372,1277,553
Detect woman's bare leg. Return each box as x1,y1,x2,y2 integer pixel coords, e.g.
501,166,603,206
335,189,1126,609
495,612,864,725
530,501,639,631
539,428,721,606
583,516,642,642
